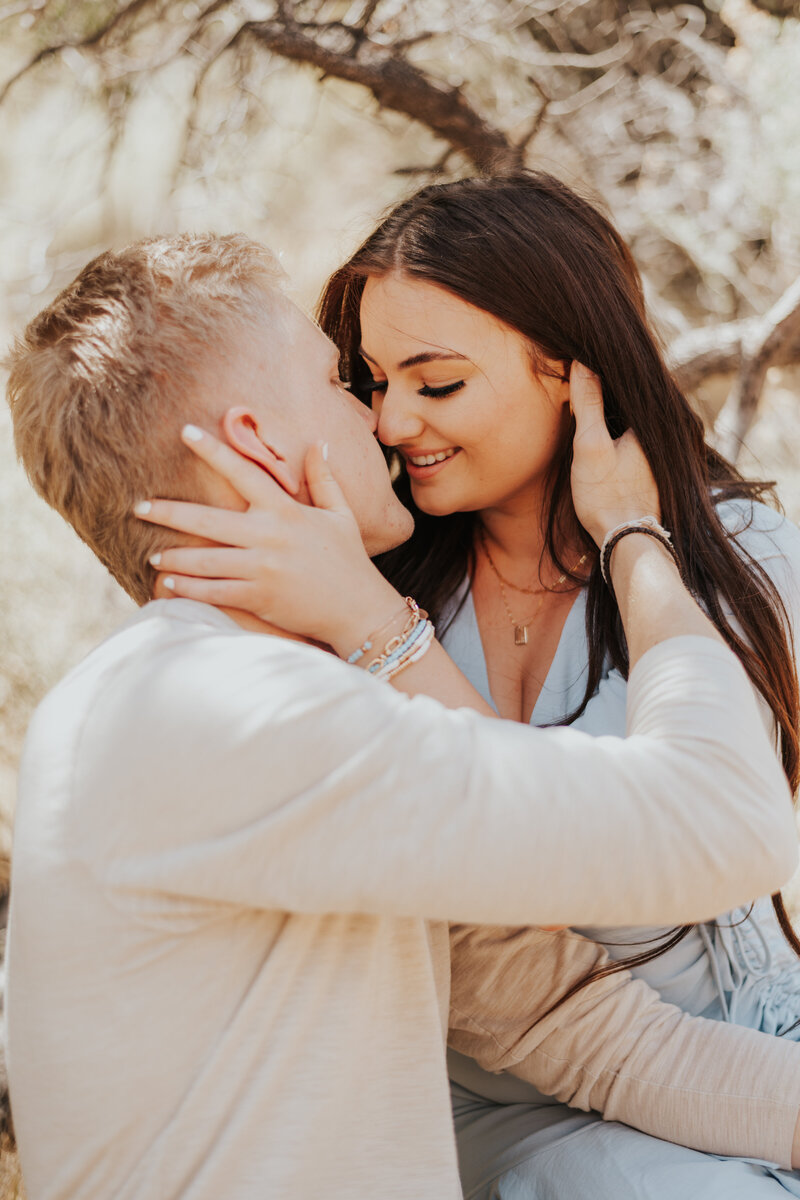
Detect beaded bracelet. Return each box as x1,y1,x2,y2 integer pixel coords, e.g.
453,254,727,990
373,619,435,682
346,597,422,665
364,604,425,674
601,521,681,592
367,614,429,675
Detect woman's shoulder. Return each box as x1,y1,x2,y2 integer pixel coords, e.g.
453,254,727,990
714,495,800,567
714,496,800,632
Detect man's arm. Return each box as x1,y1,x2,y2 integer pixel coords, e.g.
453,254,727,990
129,371,796,922
89,613,795,929
449,923,800,1169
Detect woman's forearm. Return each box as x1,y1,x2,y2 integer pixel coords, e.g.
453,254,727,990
373,639,498,716
609,534,722,669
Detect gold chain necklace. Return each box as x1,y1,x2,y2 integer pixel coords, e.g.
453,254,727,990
478,525,553,596
479,527,589,646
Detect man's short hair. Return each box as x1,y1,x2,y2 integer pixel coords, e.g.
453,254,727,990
5,233,284,604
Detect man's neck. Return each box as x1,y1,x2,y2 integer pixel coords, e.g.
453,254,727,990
219,606,329,652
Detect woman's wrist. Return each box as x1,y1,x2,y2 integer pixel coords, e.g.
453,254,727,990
608,530,678,590
601,518,676,588
609,531,721,665
589,510,662,549
324,572,407,659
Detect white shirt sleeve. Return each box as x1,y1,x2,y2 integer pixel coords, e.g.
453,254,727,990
76,622,796,928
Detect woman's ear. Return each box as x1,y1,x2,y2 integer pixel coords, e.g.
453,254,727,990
222,406,302,496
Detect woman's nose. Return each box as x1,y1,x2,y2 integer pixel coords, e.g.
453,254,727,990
374,389,424,448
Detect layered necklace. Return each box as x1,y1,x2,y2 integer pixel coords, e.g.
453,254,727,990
478,524,589,646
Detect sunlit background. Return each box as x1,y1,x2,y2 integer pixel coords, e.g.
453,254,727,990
1,0,800,1190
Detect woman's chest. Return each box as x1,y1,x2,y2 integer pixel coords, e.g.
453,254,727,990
471,577,585,724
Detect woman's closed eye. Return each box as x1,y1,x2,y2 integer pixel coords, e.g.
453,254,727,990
359,378,465,399
418,381,465,399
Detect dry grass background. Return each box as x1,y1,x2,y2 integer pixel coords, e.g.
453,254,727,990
0,1137,23,1200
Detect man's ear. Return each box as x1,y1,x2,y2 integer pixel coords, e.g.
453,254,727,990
222,406,302,496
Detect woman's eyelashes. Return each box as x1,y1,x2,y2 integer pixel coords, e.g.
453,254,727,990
359,378,465,399
418,381,465,399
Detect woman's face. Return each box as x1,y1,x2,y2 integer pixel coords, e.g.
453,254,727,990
359,273,570,517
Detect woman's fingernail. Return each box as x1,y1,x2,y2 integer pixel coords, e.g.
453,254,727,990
133,501,152,516
163,576,176,591
322,442,329,461
150,552,161,566
182,424,204,442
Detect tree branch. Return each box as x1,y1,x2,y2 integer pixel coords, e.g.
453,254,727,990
0,0,155,104
515,31,633,70
712,275,800,460
668,319,751,393
240,15,521,173
354,0,383,37
748,0,800,16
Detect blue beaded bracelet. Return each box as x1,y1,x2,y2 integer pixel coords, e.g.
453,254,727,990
367,617,429,674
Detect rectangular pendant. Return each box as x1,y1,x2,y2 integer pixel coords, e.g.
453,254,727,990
514,625,529,646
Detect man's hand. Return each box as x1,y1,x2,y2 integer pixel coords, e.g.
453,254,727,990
135,426,401,652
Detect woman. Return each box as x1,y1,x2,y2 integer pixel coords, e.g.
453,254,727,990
143,172,800,1196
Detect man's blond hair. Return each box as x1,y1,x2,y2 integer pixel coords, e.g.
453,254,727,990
6,233,283,604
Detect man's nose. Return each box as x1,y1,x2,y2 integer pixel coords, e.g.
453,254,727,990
352,395,378,433
375,388,424,448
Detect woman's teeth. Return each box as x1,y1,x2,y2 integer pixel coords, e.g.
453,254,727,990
409,449,457,466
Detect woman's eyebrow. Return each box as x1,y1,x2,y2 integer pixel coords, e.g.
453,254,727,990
359,347,468,370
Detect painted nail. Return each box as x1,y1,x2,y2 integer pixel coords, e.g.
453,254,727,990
322,442,329,461
133,501,152,516
150,552,161,567
163,576,176,591
182,424,204,442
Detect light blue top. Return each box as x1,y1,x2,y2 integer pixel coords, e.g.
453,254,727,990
442,499,800,1198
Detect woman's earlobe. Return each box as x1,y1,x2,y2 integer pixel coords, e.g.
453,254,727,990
222,406,302,495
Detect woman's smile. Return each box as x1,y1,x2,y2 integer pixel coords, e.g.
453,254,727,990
402,446,462,479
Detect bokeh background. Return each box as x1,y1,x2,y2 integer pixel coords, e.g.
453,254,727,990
1,1,800,1191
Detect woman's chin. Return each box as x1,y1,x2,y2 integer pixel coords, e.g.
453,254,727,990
409,485,463,518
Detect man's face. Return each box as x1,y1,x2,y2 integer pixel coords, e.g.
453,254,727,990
209,293,414,557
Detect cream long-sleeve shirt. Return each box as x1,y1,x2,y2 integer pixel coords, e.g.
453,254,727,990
5,599,798,1199
449,923,800,1168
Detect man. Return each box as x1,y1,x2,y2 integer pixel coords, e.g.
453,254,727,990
4,233,799,1199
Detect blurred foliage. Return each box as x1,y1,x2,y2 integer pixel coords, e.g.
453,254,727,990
0,0,798,333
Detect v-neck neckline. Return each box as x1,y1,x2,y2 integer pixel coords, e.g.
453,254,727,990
463,585,587,725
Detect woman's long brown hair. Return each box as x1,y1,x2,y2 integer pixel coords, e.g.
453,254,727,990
318,171,800,1004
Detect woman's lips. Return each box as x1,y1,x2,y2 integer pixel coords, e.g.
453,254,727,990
404,447,462,481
